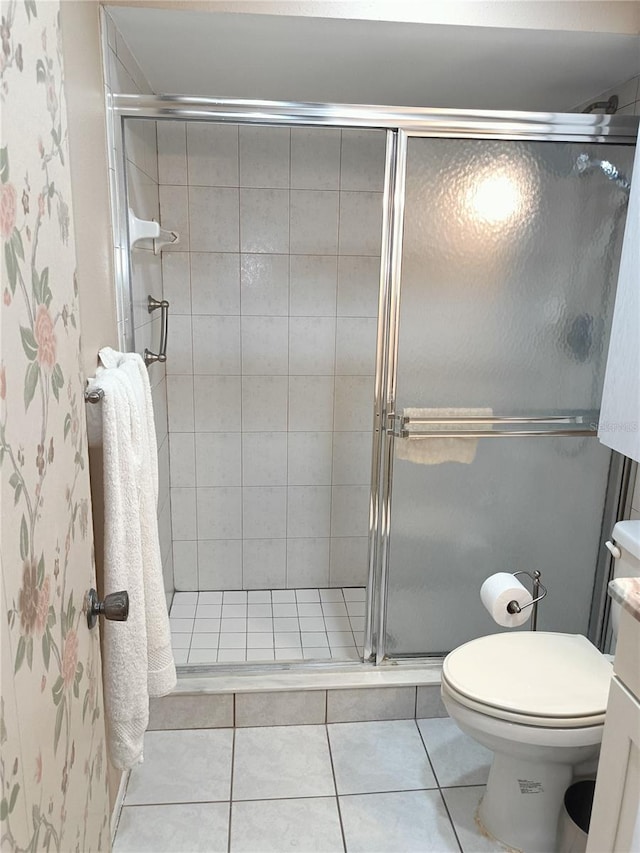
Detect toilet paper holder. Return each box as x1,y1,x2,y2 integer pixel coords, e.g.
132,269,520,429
507,570,547,630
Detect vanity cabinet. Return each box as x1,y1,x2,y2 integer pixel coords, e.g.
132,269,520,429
586,606,640,852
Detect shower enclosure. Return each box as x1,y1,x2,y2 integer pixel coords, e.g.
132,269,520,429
110,97,636,669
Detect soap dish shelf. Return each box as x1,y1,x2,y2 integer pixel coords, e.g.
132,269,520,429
128,208,179,255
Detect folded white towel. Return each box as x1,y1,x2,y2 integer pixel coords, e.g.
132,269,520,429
87,347,176,769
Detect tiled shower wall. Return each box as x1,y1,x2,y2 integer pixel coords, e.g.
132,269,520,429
157,124,386,590
103,12,174,600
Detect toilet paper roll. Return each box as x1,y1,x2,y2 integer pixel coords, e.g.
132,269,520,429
480,572,533,628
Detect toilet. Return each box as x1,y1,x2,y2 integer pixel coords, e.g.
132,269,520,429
441,520,640,853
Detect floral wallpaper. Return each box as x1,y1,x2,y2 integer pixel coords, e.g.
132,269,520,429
0,1,110,850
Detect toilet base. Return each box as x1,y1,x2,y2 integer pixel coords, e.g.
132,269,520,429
479,752,573,853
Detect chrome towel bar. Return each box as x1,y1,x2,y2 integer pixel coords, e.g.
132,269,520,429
388,411,599,439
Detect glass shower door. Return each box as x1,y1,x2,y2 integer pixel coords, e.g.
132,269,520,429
381,135,634,657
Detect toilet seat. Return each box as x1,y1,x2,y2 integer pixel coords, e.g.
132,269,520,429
442,632,612,728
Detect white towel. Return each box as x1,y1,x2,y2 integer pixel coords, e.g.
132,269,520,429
87,347,176,769
395,407,493,465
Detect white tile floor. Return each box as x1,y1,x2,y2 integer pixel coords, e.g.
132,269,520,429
114,717,506,852
170,587,366,664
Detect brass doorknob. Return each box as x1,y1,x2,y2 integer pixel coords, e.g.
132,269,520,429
86,588,129,629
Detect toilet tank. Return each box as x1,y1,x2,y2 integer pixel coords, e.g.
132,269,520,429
608,519,640,637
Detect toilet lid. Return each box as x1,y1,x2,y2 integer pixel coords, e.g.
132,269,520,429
442,632,612,720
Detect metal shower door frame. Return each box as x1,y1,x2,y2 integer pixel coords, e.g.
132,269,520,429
372,125,638,664
108,94,637,669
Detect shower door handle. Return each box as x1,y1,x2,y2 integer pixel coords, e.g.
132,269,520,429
144,295,169,366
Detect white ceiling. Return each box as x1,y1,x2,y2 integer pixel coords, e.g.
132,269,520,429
107,6,640,111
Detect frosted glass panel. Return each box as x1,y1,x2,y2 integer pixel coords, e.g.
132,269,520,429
385,138,634,655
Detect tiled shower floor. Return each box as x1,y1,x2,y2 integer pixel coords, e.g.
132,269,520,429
170,587,366,664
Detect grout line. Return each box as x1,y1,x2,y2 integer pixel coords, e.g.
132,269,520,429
121,784,455,810
227,727,236,853
325,724,348,853
438,787,465,853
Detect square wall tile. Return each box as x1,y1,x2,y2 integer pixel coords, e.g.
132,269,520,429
286,538,330,588
289,317,336,375
239,125,290,188
192,315,241,374
240,188,289,253
240,254,289,316
193,375,241,432
416,686,448,719
165,314,193,375
186,122,239,186
128,160,159,222
288,376,334,431
331,485,370,537
131,248,162,331
330,537,369,587
287,486,331,538
198,539,243,590
191,252,240,315
243,538,287,589
327,687,415,723
173,540,198,590
167,376,194,431
339,191,383,256
337,255,380,318
332,432,373,486
241,316,288,375
157,120,187,185
162,252,191,315
287,432,333,486
242,432,288,486
152,377,169,443
242,376,288,431
148,694,234,730
243,487,287,538
291,127,341,190
195,432,242,487
235,690,326,727
189,186,239,252
159,185,189,251
335,317,377,376
333,375,374,431
289,255,338,317
340,129,387,192
290,190,339,255
197,487,242,539
171,487,197,540
169,432,196,487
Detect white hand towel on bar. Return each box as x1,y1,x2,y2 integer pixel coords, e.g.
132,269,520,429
395,407,493,465
87,347,176,769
